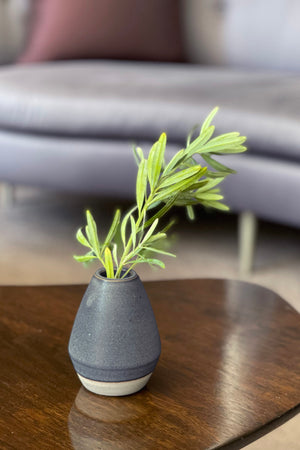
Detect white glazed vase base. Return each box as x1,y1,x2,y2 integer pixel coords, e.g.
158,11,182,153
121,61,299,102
77,372,152,396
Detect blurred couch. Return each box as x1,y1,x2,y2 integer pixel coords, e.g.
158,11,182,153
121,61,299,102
0,0,299,272
0,0,29,64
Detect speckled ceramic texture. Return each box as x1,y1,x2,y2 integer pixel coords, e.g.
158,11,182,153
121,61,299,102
68,269,161,383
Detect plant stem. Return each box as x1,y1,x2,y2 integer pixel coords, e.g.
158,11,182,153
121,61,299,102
115,192,155,277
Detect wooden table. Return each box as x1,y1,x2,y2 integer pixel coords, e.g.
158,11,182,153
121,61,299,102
0,279,299,449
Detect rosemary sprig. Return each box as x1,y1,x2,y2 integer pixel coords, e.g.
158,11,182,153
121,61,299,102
74,107,247,278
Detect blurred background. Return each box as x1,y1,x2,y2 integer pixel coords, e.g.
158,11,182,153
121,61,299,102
0,2,299,447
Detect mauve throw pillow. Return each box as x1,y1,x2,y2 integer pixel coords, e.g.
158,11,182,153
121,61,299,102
20,0,184,63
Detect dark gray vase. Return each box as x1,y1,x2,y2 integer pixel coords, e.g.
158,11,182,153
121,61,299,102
68,268,161,396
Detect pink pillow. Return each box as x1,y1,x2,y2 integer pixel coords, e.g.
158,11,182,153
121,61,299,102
20,0,184,63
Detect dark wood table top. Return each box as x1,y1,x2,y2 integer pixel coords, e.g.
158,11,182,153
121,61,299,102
0,279,299,449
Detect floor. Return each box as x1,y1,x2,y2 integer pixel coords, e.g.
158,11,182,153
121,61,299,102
0,186,299,449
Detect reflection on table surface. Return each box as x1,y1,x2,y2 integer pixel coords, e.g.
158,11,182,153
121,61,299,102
68,386,160,449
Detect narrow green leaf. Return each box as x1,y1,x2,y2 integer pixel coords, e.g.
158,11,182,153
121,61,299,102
205,170,230,178
76,228,91,248
145,246,176,257
147,133,166,188
185,125,215,157
112,243,118,267
147,232,167,243
137,257,165,268
104,247,115,278
181,157,198,168
130,215,136,249
73,254,97,263
173,198,199,206
85,210,101,257
163,149,185,175
141,218,159,245
147,200,161,210
144,195,178,229
120,207,136,248
202,200,230,211
196,192,224,201
159,166,202,189
154,170,203,203
196,177,224,193
180,179,207,192
212,145,247,154
180,168,208,191
138,209,146,241
201,153,236,174
208,188,221,194
197,135,247,154
161,219,177,234
208,131,242,143
200,107,219,135
147,142,159,188
103,209,121,248
186,124,200,147
136,159,148,213
187,205,195,220
133,146,144,166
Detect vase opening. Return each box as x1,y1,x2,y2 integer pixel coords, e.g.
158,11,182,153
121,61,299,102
95,268,137,281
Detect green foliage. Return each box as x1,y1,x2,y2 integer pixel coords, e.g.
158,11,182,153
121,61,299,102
74,107,247,278
104,247,114,278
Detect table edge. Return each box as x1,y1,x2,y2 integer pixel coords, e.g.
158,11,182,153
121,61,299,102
1,278,298,313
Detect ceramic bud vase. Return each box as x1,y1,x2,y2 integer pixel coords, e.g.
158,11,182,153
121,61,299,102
68,268,161,396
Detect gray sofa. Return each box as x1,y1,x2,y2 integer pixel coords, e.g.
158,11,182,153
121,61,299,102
0,60,299,274
0,1,299,273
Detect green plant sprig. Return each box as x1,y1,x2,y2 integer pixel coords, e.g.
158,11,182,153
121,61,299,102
74,107,247,278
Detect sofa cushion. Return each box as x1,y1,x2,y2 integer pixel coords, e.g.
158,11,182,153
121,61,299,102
222,154,300,228
20,0,183,63
0,130,159,197
0,61,299,163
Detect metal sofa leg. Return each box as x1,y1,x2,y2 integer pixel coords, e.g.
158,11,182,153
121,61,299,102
0,182,15,208
238,211,257,275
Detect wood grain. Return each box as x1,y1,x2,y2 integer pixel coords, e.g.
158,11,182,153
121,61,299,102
0,279,299,449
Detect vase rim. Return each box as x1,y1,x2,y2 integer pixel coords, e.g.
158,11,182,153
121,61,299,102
94,268,138,282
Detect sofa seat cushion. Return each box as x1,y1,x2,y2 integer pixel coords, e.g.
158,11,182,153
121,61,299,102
221,154,300,228
0,129,180,197
0,61,300,162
